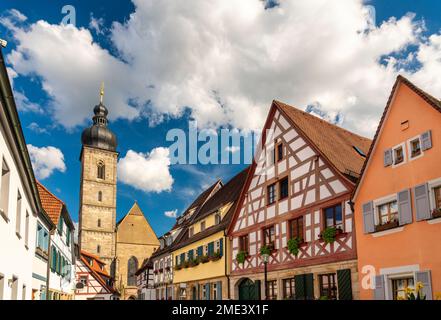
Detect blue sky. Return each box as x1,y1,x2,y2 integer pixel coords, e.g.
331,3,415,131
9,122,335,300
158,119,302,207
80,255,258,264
1,0,441,236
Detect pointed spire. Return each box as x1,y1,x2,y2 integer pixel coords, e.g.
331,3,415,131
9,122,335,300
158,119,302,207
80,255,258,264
99,81,105,104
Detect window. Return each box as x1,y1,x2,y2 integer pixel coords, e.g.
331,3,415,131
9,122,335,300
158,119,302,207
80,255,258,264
11,276,18,300
283,278,295,299
263,225,275,248
0,158,10,219
279,177,289,200
97,162,105,180
201,284,206,300
36,224,49,253
128,256,139,286
97,245,101,254
79,276,87,286
213,283,218,300
16,191,22,236
277,143,284,162
266,280,277,300
392,277,414,300
25,211,29,247
200,221,206,232
66,228,71,246
319,273,337,300
378,201,398,225
189,226,194,237
58,217,63,235
289,217,303,241
324,204,343,229
22,284,26,300
394,146,404,164
239,234,249,252
434,186,441,210
97,219,101,228
267,183,276,205
215,213,221,225
410,138,421,158
98,191,102,202
0,274,4,300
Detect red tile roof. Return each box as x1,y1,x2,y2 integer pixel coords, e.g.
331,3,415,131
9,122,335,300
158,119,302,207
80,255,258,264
275,100,372,180
36,181,64,225
80,250,117,294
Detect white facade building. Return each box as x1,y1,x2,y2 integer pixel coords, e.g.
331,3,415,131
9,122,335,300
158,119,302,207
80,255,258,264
136,259,155,300
0,46,54,300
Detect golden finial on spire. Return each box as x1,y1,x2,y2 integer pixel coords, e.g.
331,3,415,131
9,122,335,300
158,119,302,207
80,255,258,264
99,81,105,104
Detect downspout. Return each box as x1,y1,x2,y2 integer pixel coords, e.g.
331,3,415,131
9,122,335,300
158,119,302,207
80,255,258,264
224,230,231,300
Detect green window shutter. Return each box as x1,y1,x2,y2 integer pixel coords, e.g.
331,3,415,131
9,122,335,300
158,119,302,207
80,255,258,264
66,229,71,246
219,238,223,256
197,246,203,256
254,280,261,300
305,273,314,300
208,242,214,256
294,275,305,300
188,250,194,260
180,253,185,262
337,269,353,300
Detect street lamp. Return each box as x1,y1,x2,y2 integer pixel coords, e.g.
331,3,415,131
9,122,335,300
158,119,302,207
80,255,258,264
261,253,269,300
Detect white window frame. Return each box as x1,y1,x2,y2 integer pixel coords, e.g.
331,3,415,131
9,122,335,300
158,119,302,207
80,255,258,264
392,142,407,168
373,193,398,227
380,264,420,300
428,177,441,213
406,135,424,161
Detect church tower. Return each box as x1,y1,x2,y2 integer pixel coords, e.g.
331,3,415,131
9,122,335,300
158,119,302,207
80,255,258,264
79,84,118,268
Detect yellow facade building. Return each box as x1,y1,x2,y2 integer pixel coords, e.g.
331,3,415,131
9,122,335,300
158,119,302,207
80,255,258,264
172,168,249,300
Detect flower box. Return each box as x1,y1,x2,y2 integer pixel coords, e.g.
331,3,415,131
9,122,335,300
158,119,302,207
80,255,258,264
375,220,399,232
432,208,441,219
200,255,210,264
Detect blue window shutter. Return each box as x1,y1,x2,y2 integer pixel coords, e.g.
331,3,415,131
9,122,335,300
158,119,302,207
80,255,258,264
414,183,431,221
384,149,393,166
197,246,203,256
219,238,223,256
362,201,375,233
180,253,185,262
373,275,385,300
217,281,222,300
421,130,432,150
415,271,432,300
398,189,412,225
208,242,214,256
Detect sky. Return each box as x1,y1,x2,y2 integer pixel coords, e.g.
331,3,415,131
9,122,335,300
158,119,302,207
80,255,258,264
1,0,441,236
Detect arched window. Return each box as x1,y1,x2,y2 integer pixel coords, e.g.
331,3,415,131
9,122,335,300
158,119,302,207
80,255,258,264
97,162,105,180
98,191,102,202
97,219,101,228
127,256,138,286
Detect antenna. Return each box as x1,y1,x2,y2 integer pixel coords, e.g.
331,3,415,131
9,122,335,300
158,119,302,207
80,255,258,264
99,81,104,104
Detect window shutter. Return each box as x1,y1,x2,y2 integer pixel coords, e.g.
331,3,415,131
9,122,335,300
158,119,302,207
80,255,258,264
217,281,222,300
294,274,305,300
414,183,431,221
384,149,393,166
337,269,353,300
415,271,432,300
208,242,214,256
421,130,432,151
175,256,178,266
254,280,261,300
197,246,203,256
305,273,314,300
180,253,185,262
373,275,385,300
219,238,224,256
397,189,412,225
205,283,210,300
362,201,375,233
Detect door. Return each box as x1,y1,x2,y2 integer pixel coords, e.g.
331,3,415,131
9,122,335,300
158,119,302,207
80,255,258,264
238,278,260,300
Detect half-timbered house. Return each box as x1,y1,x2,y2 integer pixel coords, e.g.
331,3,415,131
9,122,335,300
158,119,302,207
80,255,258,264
74,250,119,300
136,258,155,300
228,100,371,300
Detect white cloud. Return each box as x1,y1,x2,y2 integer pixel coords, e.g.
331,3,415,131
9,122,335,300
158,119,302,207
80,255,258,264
27,122,48,134
118,148,174,193
164,209,178,218
3,2,441,137
27,144,66,179
89,14,105,35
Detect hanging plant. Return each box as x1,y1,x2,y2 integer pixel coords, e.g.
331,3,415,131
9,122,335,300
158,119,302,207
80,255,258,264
321,227,337,244
287,237,301,256
260,245,272,256
236,251,248,264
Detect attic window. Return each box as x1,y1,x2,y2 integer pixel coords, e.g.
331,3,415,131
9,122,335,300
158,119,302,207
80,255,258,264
353,146,366,157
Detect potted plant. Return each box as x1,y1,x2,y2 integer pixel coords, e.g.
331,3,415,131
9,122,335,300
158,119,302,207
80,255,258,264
432,208,441,219
374,219,399,232
189,257,200,267
405,282,426,300
321,227,337,244
175,264,182,271
287,237,302,256
200,255,210,263
182,260,190,269
260,245,272,256
236,251,249,265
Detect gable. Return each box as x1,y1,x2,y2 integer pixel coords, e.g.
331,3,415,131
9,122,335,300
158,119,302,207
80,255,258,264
117,203,159,245
231,109,350,233
353,79,441,201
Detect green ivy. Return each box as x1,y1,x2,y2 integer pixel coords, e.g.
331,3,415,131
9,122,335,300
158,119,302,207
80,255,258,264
287,237,301,256
322,227,337,244
236,251,248,264
260,245,271,256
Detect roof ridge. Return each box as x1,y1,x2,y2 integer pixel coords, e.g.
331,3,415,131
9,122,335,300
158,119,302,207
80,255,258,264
273,100,371,141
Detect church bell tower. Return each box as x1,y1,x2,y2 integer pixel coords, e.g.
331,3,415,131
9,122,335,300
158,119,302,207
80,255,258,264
79,84,118,268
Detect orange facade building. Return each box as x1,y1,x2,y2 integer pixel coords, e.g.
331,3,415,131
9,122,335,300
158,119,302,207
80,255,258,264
352,76,441,300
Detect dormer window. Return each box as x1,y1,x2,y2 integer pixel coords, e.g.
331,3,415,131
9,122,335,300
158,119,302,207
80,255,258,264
200,221,206,232
215,213,221,225
189,227,194,237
